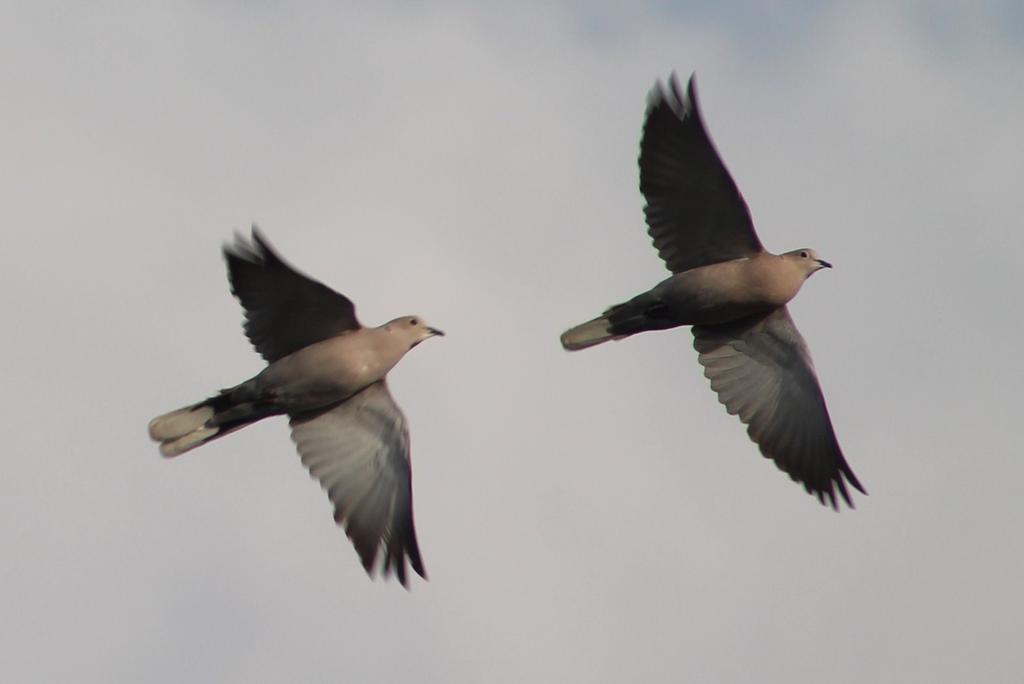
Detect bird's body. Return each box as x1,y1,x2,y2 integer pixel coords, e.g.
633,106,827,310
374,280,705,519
563,250,823,349
665,252,809,315
150,317,427,455
254,319,424,410
149,230,442,586
561,74,864,508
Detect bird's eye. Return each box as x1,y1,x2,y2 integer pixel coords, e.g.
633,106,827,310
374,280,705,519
410,318,419,326
800,251,808,258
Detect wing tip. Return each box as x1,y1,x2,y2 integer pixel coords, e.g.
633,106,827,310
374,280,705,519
817,464,867,511
222,224,284,267
391,546,428,590
223,224,274,259
647,70,700,122
338,511,428,589
223,228,257,268
250,225,283,264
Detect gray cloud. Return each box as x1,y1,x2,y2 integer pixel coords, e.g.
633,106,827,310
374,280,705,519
2,1,1022,682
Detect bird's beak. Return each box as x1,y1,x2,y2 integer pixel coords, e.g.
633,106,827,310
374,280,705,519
817,259,833,269
427,327,445,337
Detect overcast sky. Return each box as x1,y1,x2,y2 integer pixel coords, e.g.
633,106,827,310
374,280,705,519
3,1,1023,682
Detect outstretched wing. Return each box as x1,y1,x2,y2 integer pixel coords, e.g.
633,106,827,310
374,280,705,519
289,381,425,586
692,307,865,508
224,227,361,362
639,73,764,274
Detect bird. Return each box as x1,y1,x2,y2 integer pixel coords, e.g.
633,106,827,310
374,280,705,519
148,228,443,585
560,73,865,509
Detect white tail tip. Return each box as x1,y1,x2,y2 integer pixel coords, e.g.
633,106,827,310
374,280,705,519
148,406,215,441
560,317,615,351
159,426,219,457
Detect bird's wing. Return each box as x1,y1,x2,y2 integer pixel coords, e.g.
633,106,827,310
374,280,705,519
289,380,425,586
692,306,865,508
224,227,361,362
640,73,764,274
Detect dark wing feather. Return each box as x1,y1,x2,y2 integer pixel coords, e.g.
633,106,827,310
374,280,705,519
224,227,360,362
640,73,764,274
692,307,865,509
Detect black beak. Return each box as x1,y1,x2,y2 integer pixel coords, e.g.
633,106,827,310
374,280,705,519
817,259,833,269
427,327,445,337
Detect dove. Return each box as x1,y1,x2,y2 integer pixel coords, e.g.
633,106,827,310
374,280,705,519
560,74,865,508
149,228,443,585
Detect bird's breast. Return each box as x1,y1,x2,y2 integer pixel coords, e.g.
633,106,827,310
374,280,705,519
666,257,802,325
256,331,404,411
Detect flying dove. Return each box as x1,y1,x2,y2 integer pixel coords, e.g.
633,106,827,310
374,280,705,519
560,74,865,508
148,228,443,585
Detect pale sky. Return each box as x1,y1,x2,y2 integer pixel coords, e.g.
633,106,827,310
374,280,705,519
3,2,1023,682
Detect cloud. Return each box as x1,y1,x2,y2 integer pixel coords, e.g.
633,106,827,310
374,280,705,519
2,1,1022,682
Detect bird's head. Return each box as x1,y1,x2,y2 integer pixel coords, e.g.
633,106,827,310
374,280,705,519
386,315,445,349
784,248,832,278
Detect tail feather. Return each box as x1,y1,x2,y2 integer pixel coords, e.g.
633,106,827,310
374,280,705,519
148,405,215,441
563,289,679,351
159,425,220,457
149,383,277,457
560,316,619,351
149,401,226,457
